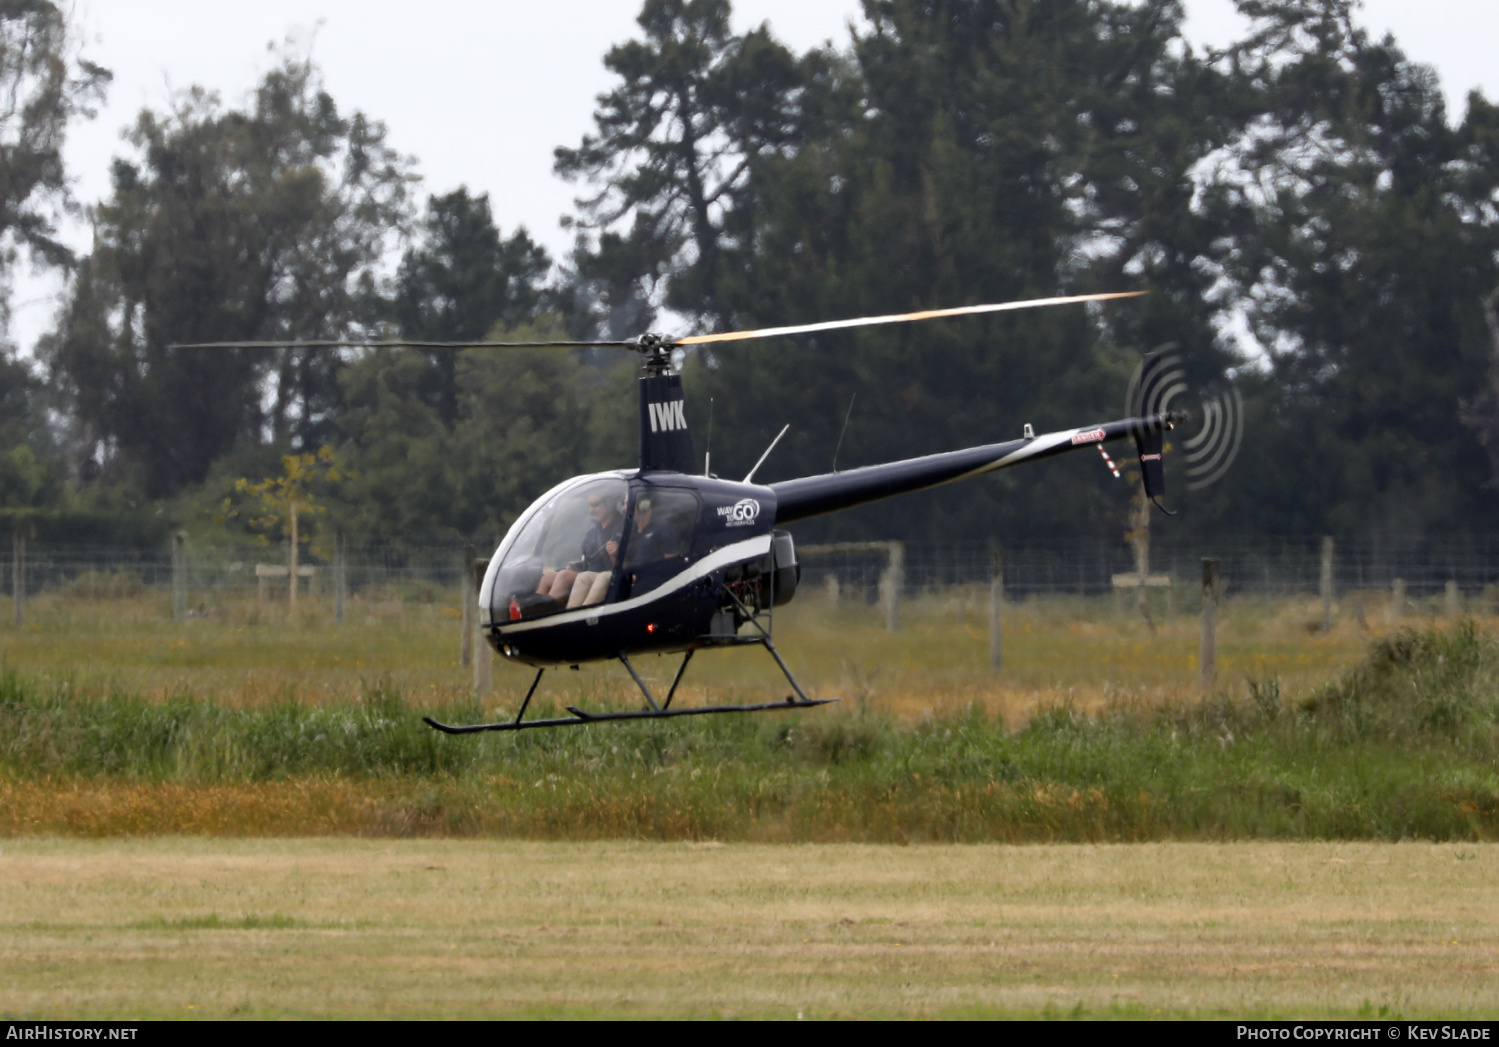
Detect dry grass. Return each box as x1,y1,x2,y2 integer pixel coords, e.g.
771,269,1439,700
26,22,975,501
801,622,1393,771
0,779,421,837
0,587,1400,724
1,838,1495,1018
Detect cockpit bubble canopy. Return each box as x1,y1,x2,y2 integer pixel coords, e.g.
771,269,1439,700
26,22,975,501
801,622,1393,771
492,476,628,621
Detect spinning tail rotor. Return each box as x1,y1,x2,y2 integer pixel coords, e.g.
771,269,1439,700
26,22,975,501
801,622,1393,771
1125,349,1244,511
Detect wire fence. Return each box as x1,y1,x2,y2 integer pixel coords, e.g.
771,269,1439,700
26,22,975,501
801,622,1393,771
5,534,1499,622
1,542,465,618
800,535,1499,603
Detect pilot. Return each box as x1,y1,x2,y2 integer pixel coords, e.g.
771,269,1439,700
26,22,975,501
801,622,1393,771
537,491,623,608
627,494,681,565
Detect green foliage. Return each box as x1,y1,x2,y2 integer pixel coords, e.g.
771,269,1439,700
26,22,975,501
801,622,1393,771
555,0,813,332
561,0,1499,543
390,188,552,424
1197,0,1499,537
41,50,414,497
335,316,633,542
0,0,102,518
685,0,1231,540
26,0,1499,545
0,1,110,269
0,347,65,522
220,445,348,548
1298,622,1499,746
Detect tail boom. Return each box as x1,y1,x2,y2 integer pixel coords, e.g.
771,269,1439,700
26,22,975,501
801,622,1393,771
770,413,1179,525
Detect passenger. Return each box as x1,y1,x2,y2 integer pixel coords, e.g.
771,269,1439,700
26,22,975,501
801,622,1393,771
537,491,623,607
627,495,682,565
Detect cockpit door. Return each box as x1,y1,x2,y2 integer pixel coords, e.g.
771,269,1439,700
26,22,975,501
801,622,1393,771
619,485,699,600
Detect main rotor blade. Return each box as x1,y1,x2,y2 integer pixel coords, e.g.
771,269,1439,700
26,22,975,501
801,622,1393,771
167,338,638,350
678,291,1147,347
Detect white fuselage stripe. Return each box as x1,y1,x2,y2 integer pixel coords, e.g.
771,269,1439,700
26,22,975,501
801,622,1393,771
494,533,773,635
951,428,1087,484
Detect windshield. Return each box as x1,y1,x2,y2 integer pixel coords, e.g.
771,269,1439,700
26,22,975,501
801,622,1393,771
491,477,628,621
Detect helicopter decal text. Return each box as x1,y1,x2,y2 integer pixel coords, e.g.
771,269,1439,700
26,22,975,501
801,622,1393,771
648,400,688,433
1070,428,1107,445
717,498,761,526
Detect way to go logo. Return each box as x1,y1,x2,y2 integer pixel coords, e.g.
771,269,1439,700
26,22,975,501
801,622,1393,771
718,499,761,526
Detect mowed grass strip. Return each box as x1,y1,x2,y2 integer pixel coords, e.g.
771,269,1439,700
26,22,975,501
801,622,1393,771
0,838,1494,1019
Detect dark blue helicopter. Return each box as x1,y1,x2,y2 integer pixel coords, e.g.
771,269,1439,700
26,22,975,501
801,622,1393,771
180,292,1218,733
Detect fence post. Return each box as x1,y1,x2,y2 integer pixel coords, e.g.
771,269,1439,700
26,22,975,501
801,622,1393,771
460,543,476,668
1390,578,1406,622
287,509,299,616
172,530,187,621
1320,536,1334,632
1129,488,1151,626
473,557,491,696
11,528,23,628
1200,558,1219,693
879,541,904,634
334,530,346,624
988,545,1003,671
1446,579,1461,618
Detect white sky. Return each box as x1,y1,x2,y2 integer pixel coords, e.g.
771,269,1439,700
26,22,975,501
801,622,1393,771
10,0,1498,353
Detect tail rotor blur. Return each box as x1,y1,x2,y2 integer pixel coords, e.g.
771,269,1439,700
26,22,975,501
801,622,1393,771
1125,348,1244,507
1180,383,1244,490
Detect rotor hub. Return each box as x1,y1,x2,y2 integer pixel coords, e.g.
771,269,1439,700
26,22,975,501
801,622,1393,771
630,333,678,376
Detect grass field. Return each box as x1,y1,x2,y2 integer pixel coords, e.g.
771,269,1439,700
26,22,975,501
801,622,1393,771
3,593,1497,1017
2,838,1495,1019
0,587,1387,721
0,615,1494,843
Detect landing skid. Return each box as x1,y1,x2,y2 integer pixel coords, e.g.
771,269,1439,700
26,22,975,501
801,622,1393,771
423,623,836,734
423,694,835,734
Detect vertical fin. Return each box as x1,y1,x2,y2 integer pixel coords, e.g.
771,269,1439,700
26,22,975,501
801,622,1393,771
639,373,695,473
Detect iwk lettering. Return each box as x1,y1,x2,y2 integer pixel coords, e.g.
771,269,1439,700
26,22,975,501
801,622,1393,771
648,401,688,433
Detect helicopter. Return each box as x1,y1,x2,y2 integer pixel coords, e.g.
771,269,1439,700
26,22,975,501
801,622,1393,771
179,291,1239,733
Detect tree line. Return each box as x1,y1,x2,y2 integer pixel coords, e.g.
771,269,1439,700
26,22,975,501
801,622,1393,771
1,0,1496,553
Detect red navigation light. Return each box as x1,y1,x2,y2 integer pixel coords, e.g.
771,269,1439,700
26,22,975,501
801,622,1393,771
646,622,657,634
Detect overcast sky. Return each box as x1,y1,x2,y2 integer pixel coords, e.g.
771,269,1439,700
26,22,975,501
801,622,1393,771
10,0,1497,352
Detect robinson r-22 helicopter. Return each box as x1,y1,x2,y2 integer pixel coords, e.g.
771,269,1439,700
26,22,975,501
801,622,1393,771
181,291,1241,733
